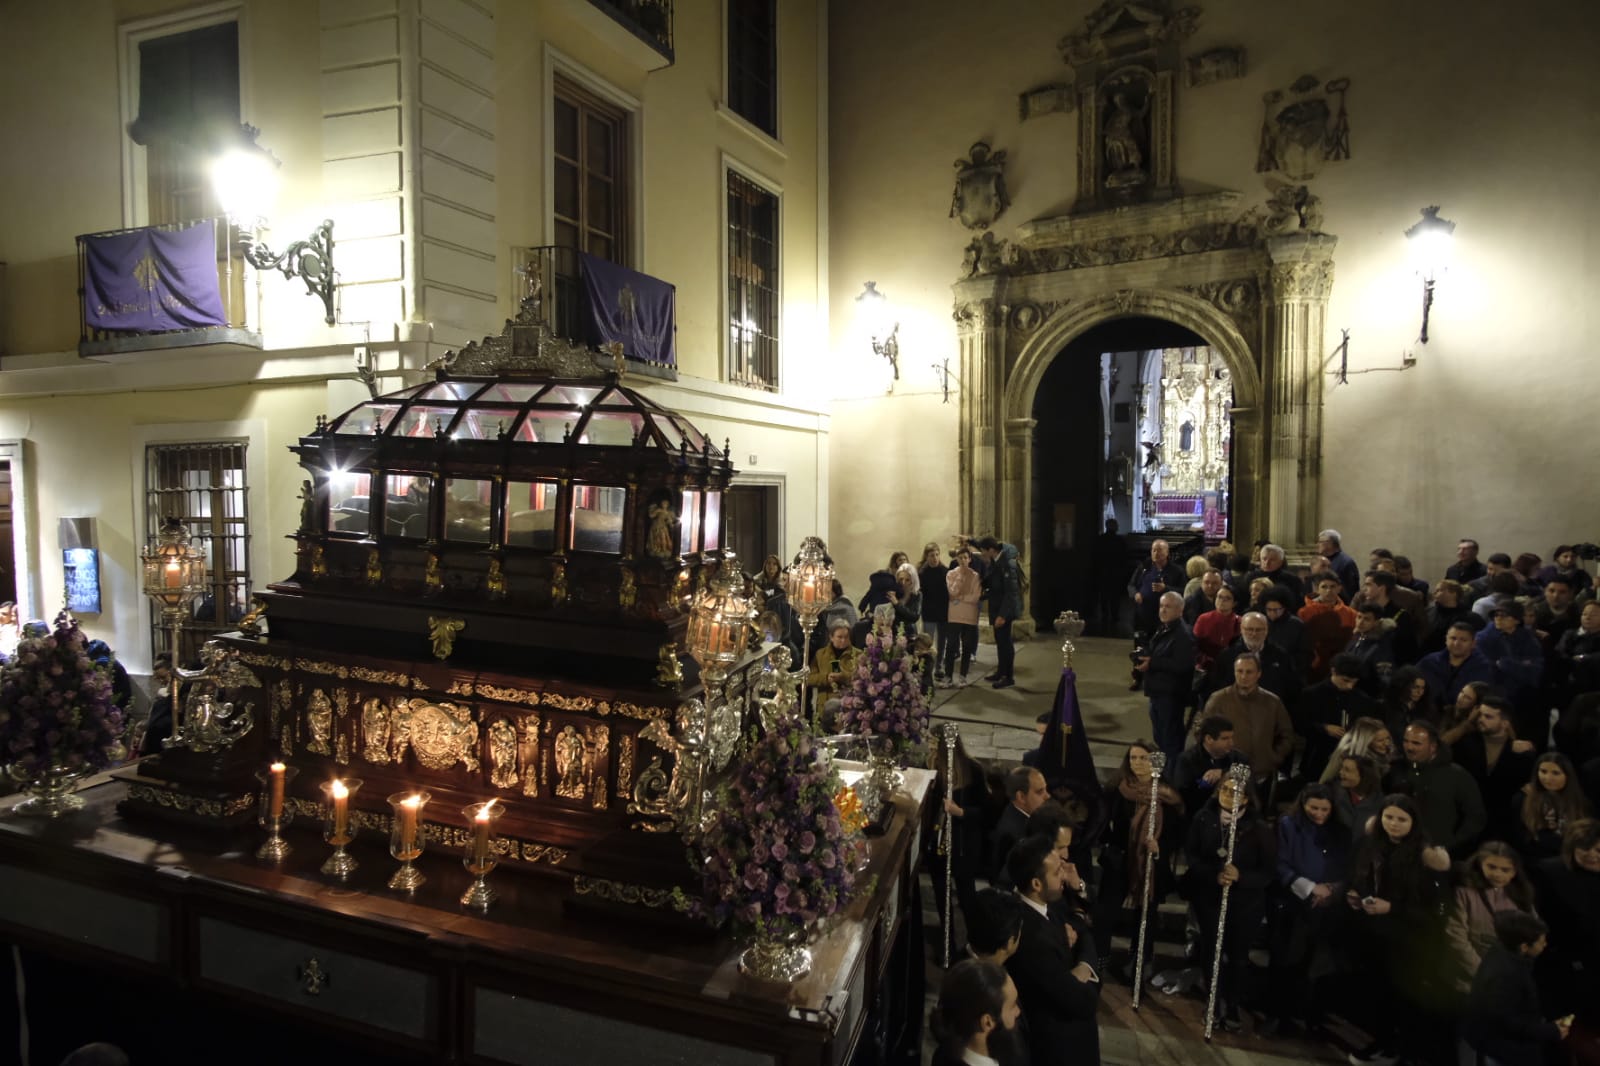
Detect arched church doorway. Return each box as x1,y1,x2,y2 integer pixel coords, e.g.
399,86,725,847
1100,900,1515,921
1029,315,1235,630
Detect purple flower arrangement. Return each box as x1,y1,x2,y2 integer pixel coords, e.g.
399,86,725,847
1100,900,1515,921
685,715,868,941
836,626,930,755
0,611,125,780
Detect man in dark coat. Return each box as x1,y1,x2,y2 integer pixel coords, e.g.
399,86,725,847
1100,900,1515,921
1209,612,1300,710
1385,720,1486,857
1446,538,1487,586
1296,653,1379,782
1416,621,1495,715
1460,911,1567,1066
989,766,1049,882
1172,714,1249,814
1260,586,1312,682
1128,539,1185,691
1316,528,1361,604
978,536,1024,690
1247,543,1305,607
1135,591,1193,762
1004,835,1102,1066
1451,696,1536,844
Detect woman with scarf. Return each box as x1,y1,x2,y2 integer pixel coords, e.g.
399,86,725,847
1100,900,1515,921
1511,752,1593,862
1267,782,1351,1035
1183,770,1274,1031
1343,794,1452,1064
1091,741,1184,984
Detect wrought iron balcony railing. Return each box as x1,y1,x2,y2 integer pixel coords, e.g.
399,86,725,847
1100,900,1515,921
588,0,673,63
76,216,261,358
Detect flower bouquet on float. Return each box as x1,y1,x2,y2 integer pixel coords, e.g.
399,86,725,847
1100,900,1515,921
0,611,127,817
677,712,870,983
835,608,931,828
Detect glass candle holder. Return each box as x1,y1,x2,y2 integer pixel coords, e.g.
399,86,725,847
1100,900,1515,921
459,800,506,911
255,762,300,862
386,790,431,892
318,778,364,880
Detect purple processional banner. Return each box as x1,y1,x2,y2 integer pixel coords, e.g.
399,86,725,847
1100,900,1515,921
82,219,227,331
579,252,676,367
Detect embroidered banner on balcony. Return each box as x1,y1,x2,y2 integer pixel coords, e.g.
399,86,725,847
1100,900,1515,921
83,220,227,331
579,252,676,367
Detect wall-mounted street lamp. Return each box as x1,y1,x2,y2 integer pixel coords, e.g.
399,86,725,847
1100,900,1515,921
1405,205,1455,344
211,126,338,325
854,281,900,382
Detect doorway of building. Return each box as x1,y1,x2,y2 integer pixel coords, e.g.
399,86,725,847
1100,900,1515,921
725,483,781,578
1029,316,1233,628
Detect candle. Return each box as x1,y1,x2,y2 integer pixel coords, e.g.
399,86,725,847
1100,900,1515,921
398,793,421,852
472,802,493,866
331,779,349,839
268,762,286,820
164,559,182,588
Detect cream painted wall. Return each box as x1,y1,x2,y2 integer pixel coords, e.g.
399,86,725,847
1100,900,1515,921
826,0,1600,585
0,381,322,673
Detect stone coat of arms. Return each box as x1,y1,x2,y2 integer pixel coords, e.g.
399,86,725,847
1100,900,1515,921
950,142,1010,231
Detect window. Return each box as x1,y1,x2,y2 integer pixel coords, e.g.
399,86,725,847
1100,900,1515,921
570,485,627,554
506,481,559,549
727,170,779,391
146,441,249,663
444,479,493,544
384,474,432,539
728,0,777,137
129,22,240,225
553,77,630,268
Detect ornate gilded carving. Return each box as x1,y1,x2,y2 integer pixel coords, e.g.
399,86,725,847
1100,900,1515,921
447,679,475,697
280,797,570,865
618,735,635,795
126,784,255,819
572,876,675,909
485,557,508,600
618,567,636,610
335,732,350,765
298,659,349,679
553,723,608,803
522,713,541,797
1155,347,1232,497
424,552,442,592
550,562,568,606
950,142,1010,231
349,666,410,687
596,700,670,721
391,698,480,772
489,718,519,789
1185,46,1244,88
628,755,673,826
428,616,465,660
474,682,540,706
431,291,614,379
542,693,596,713
306,689,333,755
361,698,393,764
237,597,268,636
310,544,327,578
270,679,292,746
1256,74,1351,180
638,717,676,753
365,548,383,585
655,642,683,688
1003,217,1260,275
241,650,291,670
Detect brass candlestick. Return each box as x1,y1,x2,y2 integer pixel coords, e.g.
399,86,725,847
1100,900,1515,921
386,790,431,893
255,762,299,862
319,778,363,880
459,800,505,910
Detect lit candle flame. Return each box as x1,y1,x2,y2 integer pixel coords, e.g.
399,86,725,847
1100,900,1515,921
331,779,348,800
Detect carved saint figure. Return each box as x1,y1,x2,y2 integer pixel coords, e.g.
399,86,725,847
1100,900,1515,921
550,563,568,606
485,557,507,600
618,567,637,610
489,718,519,790
298,480,316,533
365,549,383,586
555,725,589,800
1104,89,1151,186
424,552,442,591
656,642,684,687
307,688,334,756
361,698,392,764
646,501,677,561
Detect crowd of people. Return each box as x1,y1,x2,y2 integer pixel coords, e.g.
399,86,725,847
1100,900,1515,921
927,532,1600,1066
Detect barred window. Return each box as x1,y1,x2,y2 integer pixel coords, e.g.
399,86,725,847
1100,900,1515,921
146,441,249,664
727,170,779,392
728,0,777,137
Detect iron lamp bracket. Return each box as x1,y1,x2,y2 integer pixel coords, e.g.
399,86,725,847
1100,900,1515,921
242,219,337,325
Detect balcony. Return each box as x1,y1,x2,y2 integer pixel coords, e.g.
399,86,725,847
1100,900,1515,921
76,217,261,361
556,0,674,70
516,245,677,383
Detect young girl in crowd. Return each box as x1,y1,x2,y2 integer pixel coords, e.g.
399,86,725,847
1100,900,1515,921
1092,741,1184,982
1269,782,1352,1034
1192,585,1240,674
1329,754,1384,835
1344,794,1452,1064
943,549,982,687
888,562,921,639
1512,752,1593,861
1379,666,1433,741
1183,772,1273,1031
1444,841,1537,995
917,542,950,682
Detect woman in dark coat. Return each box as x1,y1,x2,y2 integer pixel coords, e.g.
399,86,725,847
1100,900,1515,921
1183,770,1275,1030
1533,818,1600,1029
1090,741,1184,983
1343,793,1452,1064
1267,782,1351,1033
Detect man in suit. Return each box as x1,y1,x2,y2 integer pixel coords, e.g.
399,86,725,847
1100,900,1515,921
1005,835,1102,1066
989,766,1049,881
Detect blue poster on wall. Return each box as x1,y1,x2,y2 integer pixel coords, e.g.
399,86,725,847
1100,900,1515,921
63,548,101,614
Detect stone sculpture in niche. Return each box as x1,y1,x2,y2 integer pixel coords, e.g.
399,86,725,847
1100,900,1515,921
1256,74,1352,180
1102,73,1153,188
949,142,1011,230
